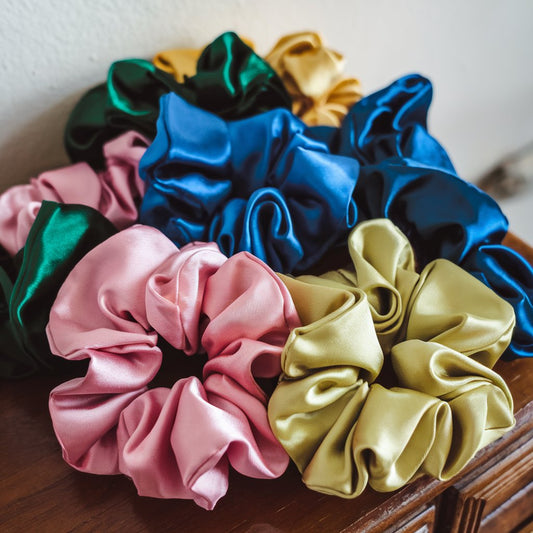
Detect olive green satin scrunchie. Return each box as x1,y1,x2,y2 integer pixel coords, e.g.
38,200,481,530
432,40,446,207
64,32,291,169
0,201,116,379
269,218,515,498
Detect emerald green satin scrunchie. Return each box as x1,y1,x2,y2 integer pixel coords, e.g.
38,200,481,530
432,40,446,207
65,32,291,168
0,201,116,379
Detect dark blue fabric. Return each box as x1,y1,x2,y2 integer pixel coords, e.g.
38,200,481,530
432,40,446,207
354,157,508,265
139,92,359,273
463,244,533,358
313,74,456,172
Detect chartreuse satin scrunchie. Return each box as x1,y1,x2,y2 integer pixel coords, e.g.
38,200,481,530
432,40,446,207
138,92,359,273
65,32,290,168
269,219,515,498
0,201,116,379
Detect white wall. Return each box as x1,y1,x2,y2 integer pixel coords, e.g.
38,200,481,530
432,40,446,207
1,0,532,238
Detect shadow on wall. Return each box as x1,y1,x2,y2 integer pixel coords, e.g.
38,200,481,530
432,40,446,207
0,95,81,192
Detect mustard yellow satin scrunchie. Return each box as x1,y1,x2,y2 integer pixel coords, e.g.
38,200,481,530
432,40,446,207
265,31,363,126
154,38,255,82
269,219,515,498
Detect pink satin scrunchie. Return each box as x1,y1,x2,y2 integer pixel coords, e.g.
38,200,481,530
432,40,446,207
47,225,300,510
0,131,147,256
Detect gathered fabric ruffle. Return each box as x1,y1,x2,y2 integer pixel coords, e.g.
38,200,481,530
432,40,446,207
308,74,456,172
265,31,363,127
0,131,146,257
65,32,290,168
269,218,515,498
48,225,300,509
138,92,360,273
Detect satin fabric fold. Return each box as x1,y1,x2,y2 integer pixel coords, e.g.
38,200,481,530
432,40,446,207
139,92,359,273
327,74,456,172
269,219,515,498
265,31,362,127
354,157,508,266
48,226,300,509
0,131,146,257
463,244,533,358
65,32,290,168
0,201,116,378
153,48,202,82
153,37,255,82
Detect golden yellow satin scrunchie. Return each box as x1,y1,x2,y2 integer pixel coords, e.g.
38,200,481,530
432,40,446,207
154,37,255,82
265,31,363,126
269,219,515,498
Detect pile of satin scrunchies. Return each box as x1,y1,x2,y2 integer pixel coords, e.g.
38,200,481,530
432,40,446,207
1,31,532,511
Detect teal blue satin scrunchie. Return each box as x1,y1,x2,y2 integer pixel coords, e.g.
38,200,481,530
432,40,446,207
316,73,531,358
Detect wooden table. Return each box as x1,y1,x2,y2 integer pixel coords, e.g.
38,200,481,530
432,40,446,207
1,233,532,532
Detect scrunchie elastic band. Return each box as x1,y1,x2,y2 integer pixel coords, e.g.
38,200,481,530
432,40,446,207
48,225,300,509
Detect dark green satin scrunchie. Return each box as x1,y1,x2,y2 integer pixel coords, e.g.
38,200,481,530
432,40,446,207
0,201,116,379
64,32,291,168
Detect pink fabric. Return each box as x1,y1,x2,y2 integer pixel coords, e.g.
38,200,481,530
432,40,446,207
0,131,148,255
47,225,300,510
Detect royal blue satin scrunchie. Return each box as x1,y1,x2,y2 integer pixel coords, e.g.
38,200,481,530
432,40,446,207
139,92,360,273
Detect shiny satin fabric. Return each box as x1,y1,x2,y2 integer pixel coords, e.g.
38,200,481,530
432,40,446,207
354,157,508,266
463,244,533,358
0,201,116,379
269,219,515,498
0,131,147,256
153,37,256,83
265,31,362,127
353,154,533,357
65,32,290,168
308,74,456,172
139,92,359,273
153,48,202,82
48,226,300,509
